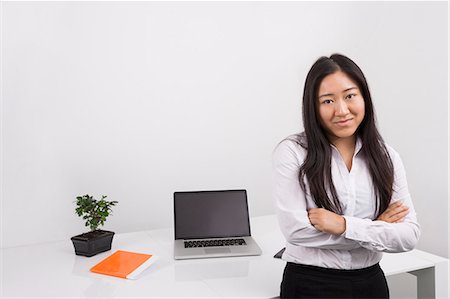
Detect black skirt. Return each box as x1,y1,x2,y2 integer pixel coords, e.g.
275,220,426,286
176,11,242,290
280,262,389,299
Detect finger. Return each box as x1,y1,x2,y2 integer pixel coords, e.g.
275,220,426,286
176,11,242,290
309,219,320,229
309,215,320,225
393,204,408,212
308,208,323,214
308,209,324,218
395,217,405,223
386,205,408,218
388,202,405,210
382,209,396,219
308,213,322,225
395,206,409,214
391,206,409,217
382,204,400,216
390,210,409,222
389,201,403,209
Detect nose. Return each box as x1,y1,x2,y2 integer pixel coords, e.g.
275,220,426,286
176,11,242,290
335,99,350,116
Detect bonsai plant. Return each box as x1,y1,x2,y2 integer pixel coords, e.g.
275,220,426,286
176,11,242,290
71,194,118,257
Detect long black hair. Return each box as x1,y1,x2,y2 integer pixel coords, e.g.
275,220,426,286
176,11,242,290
299,54,394,218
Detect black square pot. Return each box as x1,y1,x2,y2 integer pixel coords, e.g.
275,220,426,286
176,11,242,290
71,230,115,257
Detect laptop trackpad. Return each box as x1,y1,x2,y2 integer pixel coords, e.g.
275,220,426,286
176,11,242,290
204,248,231,254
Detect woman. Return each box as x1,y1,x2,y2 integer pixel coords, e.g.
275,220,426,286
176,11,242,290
272,54,420,299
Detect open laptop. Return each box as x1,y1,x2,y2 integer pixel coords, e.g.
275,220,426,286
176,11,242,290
173,189,262,260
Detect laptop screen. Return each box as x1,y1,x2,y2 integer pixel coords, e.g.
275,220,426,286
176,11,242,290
174,190,251,240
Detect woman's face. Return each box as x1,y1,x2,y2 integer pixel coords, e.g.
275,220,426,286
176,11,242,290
317,71,365,143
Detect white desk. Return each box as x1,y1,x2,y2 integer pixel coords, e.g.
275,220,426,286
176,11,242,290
1,215,448,298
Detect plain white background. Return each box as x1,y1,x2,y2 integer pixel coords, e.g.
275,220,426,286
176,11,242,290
1,1,448,297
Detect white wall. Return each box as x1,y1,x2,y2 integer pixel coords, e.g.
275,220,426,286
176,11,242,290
1,1,448,267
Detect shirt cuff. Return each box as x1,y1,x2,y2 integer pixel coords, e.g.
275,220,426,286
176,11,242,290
344,215,394,252
343,216,369,242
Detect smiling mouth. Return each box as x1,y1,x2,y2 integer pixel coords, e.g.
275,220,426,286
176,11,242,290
335,118,353,124
334,118,353,127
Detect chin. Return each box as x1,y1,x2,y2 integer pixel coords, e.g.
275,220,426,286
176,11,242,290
330,129,358,139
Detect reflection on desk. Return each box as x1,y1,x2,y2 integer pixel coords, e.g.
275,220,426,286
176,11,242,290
1,215,448,298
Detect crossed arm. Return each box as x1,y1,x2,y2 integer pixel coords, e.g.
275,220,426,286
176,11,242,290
273,140,420,253
308,201,410,235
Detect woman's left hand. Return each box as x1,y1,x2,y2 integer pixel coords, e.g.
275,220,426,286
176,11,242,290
308,208,346,235
377,201,409,223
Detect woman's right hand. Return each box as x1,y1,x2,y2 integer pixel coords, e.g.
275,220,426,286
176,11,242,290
377,201,409,223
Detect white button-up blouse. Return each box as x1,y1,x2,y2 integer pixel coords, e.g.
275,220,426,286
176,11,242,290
272,133,420,270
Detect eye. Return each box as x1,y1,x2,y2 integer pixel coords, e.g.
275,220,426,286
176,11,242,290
322,99,333,104
346,93,357,100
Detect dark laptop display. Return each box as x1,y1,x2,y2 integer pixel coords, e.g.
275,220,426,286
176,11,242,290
173,189,262,259
174,190,251,240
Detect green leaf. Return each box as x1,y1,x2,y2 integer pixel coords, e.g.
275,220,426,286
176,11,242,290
75,194,118,230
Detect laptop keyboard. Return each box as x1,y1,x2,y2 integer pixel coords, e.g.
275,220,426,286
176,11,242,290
184,238,247,248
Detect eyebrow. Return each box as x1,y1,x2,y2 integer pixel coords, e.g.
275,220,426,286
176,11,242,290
318,87,358,99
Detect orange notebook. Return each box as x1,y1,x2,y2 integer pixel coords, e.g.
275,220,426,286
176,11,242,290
90,250,157,279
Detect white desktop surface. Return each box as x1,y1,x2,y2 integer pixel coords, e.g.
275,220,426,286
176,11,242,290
1,215,448,298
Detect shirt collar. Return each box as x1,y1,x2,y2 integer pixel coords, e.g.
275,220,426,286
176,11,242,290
355,137,363,156
330,136,363,157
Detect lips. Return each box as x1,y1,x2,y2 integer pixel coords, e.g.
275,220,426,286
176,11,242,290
334,118,353,126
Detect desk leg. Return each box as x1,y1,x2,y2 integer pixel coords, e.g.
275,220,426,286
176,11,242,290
410,267,435,299
410,260,449,299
